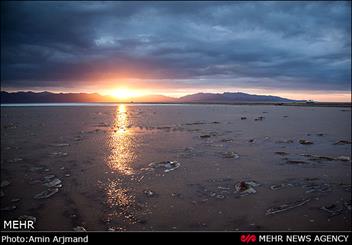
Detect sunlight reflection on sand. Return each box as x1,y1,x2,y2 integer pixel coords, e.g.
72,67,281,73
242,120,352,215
105,104,137,223
107,104,135,175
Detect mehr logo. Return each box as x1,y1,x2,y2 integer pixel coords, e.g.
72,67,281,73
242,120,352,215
3,216,36,230
241,234,257,243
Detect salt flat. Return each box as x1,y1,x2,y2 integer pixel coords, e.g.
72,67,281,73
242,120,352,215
1,104,351,231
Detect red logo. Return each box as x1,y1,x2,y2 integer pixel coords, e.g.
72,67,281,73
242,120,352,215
241,234,256,243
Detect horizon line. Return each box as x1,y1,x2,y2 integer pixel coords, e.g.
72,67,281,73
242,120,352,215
1,89,307,100
2,89,352,103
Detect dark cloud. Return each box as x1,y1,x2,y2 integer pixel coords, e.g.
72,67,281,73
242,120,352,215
1,1,350,91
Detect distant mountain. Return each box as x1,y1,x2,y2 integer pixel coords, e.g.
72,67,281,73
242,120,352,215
0,91,177,103
1,91,302,103
179,92,300,103
0,91,114,103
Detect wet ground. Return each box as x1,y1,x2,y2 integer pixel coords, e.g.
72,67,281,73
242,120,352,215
1,104,351,231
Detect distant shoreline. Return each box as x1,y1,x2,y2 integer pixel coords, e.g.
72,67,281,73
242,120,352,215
1,102,351,108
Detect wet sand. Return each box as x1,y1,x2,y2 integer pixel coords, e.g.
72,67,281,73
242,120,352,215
1,104,351,231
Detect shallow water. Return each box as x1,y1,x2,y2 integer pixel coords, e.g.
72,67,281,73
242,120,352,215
1,104,351,231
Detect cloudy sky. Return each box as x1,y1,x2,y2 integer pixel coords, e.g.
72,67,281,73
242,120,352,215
1,1,351,101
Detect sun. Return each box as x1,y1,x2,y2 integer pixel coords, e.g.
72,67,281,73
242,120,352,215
111,88,135,99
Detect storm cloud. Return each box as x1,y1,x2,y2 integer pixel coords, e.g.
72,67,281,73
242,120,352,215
1,1,351,92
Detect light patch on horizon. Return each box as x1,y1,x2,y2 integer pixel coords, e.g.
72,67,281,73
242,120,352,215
110,88,144,99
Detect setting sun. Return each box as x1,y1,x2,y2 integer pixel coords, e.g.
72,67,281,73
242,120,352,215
111,88,136,99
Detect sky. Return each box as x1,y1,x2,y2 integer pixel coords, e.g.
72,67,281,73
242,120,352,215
1,1,351,101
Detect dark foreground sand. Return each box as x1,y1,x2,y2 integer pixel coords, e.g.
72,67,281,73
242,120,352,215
1,104,351,231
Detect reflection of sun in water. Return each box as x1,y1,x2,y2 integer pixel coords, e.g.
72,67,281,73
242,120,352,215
106,180,134,208
119,104,126,113
104,104,138,225
107,104,135,175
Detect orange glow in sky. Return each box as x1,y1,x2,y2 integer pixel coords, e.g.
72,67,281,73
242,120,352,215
83,78,351,102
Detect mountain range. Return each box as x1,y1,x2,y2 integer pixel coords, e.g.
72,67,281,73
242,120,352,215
0,91,304,103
